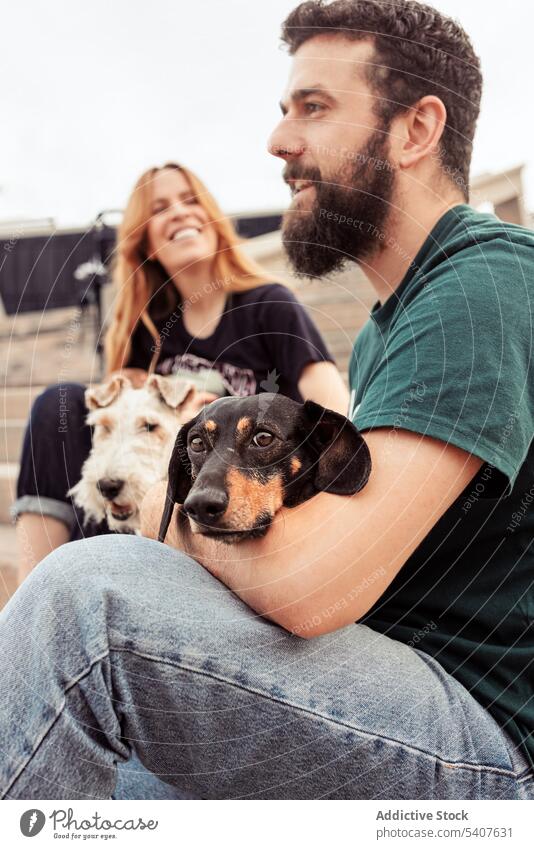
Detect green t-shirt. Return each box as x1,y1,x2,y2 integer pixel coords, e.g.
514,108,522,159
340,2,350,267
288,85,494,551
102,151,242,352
349,204,534,769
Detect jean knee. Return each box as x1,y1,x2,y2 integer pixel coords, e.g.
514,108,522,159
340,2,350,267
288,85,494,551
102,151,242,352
34,534,200,592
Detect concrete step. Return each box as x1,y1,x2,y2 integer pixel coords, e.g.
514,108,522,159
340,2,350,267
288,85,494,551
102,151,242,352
298,285,374,308
0,463,17,524
0,523,18,611
0,419,25,463
0,306,82,338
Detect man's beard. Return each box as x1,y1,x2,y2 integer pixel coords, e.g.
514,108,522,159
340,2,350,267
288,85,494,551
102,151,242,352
281,127,396,278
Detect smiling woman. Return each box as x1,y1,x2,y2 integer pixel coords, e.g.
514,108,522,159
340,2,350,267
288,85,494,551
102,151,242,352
11,161,349,582
106,164,273,378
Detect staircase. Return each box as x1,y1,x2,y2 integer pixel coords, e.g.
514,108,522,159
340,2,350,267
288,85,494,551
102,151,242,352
0,387,43,609
0,305,100,611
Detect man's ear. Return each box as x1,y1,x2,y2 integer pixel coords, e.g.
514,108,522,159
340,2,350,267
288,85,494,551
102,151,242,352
302,400,371,495
158,416,197,542
85,374,131,409
397,95,447,171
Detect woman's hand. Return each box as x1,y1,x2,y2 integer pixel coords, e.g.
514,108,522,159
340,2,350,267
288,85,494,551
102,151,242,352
110,368,148,389
180,390,220,422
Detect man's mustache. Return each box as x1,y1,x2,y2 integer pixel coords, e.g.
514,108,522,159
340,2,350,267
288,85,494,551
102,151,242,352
282,165,322,187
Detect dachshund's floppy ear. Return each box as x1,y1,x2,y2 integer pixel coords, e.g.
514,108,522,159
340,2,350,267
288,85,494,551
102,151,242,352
302,400,371,495
158,415,197,543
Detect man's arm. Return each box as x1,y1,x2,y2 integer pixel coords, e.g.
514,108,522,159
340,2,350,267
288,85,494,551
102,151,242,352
141,427,482,638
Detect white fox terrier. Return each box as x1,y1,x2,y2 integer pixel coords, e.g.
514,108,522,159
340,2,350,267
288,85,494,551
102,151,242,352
69,372,208,534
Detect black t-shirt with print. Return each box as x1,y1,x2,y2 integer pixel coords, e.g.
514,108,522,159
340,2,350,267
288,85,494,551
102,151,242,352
126,283,334,401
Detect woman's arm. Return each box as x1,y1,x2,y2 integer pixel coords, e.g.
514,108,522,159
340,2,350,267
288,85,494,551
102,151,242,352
298,361,350,415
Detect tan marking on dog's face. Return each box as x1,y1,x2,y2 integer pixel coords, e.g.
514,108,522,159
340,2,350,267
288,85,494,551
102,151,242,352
236,416,252,435
71,381,190,535
88,411,117,440
97,414,114,428
290,456,302,475
135,416,169,444
204,420,217,433
224,467,284,530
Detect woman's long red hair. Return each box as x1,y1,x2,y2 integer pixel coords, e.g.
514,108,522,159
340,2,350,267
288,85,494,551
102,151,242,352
105,163,274,374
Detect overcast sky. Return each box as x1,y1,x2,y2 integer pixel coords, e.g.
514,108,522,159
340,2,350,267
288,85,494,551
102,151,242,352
1,0,532,227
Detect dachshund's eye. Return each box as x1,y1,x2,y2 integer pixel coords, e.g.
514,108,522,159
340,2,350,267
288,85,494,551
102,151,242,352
252,431,274,448
189,436,205,453
143,422,158,433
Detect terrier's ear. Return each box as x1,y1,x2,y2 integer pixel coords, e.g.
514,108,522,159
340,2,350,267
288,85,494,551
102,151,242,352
301,400,371,495
146,374,196,410
158,416,197,543
85,374,131,410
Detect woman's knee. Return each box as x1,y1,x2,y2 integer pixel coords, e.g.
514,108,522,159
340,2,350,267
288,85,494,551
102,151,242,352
16,382,90,502
30,382,87,427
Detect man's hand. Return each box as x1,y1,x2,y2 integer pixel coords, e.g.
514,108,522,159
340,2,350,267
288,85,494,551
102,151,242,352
141,428,483,638
140,479,234,579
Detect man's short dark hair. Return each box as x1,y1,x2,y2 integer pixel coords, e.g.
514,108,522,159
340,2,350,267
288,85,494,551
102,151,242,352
281,0,482,200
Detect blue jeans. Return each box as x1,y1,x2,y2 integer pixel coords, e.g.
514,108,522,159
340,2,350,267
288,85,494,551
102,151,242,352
1,535,533,800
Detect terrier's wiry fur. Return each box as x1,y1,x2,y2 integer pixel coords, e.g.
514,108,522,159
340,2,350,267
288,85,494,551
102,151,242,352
69,373,200,534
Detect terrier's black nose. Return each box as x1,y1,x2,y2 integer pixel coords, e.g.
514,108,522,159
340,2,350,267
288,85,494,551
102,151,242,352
97,478,124,500
183,489,228,525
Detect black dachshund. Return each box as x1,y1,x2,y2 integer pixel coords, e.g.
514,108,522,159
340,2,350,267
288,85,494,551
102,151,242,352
158,393,371,544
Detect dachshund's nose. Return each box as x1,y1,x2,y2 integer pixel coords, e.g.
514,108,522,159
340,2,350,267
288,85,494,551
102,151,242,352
183,489,228,525
97,478,124,500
